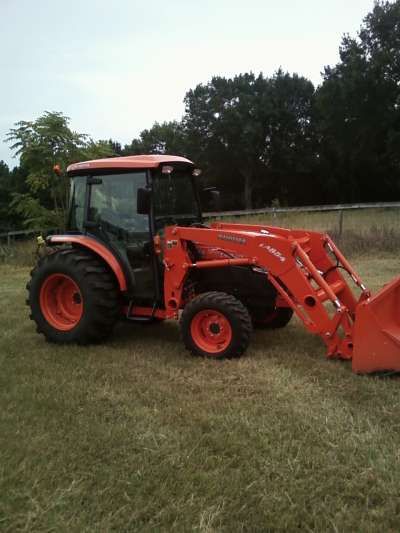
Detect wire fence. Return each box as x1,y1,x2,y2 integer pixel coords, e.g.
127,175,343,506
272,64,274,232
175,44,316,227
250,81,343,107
1,201,400,243
0,228,58,245
205,201,400,217
206,201,400,237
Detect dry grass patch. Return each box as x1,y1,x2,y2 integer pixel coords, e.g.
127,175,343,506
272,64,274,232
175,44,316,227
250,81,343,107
216,207,400,255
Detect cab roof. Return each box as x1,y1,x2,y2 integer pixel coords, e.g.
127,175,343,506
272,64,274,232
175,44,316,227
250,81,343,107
67,154,194,174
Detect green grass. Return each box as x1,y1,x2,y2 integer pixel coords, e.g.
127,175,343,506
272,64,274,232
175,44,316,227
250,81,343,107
0,239,37,267
2,255,400,532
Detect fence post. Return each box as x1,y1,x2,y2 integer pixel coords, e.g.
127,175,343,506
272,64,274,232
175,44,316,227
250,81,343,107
338,210,344,237
7,233,10,246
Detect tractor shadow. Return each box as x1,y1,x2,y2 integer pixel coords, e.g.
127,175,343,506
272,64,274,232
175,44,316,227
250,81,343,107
112,318,181,348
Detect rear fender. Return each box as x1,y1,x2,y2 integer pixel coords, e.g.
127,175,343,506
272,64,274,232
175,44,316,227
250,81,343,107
48,235,128,291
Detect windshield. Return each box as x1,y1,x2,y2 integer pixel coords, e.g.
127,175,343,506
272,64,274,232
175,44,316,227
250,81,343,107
89,172,149,233
153,170,200,226
68,172,149,236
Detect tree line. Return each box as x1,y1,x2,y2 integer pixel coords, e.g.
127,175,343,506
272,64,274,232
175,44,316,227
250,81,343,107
1,0,400,231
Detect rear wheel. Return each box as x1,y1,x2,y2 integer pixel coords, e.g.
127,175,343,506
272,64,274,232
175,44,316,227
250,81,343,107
252,307,293,329
27,248,120,344
181,291,252,359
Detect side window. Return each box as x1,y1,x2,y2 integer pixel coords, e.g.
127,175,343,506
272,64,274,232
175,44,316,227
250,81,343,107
69,176,86,231
89,172,149,233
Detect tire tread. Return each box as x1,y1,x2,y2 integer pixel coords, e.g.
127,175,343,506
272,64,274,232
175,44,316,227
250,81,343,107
26,247,120,344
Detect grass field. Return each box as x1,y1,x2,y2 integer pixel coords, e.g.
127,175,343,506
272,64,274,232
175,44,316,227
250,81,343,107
222,206,400,232
2,252,400,532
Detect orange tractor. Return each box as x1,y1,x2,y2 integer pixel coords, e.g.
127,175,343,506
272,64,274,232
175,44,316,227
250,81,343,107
27,155,400,373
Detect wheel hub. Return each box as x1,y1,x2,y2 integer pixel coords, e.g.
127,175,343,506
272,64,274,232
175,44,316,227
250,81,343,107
72,292,82,305
39,273,83,331
209,322,221,335
190,309,232,354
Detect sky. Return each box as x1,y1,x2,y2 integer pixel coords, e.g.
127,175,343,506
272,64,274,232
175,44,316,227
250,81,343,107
0,0,375,167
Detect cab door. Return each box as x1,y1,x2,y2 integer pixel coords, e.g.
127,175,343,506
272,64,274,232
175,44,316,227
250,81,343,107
87,171,155,303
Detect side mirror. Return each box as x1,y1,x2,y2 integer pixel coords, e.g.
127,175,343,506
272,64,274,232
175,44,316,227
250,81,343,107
203,187,220,211
137,187,151,215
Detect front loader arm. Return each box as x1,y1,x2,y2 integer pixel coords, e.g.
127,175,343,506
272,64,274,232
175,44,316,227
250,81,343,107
160,225,364,360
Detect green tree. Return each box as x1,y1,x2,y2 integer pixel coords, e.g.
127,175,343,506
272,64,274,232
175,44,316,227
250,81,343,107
0,161,29,231
259,71,317,205
0,161,11,231
183,71,315,209
124,121,187,156
108,139,123,155
315,0,400,202
6,111,114,228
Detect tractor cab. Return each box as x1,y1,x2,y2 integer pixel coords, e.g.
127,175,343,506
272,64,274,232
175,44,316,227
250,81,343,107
65,155,206,305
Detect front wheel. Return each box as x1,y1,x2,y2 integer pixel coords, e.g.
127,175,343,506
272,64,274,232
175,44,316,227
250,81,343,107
180,291,252,359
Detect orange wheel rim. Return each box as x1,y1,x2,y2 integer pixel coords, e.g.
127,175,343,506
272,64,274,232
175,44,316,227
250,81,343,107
190,309,232,355
40,274,83,331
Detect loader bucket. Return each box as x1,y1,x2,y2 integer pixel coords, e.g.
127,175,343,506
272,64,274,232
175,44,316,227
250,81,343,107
353,276,400,373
